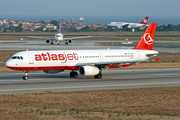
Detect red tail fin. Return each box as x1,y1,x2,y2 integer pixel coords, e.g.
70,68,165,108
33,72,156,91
133,23,156,50
140,16,149,24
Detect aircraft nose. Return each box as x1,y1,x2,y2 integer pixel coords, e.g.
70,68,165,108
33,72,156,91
5,59,14,67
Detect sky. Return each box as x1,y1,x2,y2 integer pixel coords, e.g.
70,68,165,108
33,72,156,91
0,0,180,17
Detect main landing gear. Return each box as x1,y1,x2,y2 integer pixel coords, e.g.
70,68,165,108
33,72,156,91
70,70,78,77
94,67,102,79
65,40,68,45
23,71,28,80
50,40,54,45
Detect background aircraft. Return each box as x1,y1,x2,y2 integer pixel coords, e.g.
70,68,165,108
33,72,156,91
28,22,91,45
107,16,149,29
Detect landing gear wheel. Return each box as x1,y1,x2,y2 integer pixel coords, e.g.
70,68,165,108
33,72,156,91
70,71,78,77
50,40,54,45
65,42,68,45
94,73,102,79
23,71,29,80
23,76,28,80
74,72,78,77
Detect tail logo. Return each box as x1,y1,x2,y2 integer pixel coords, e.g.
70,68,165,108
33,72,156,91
143,19,147,23
144,33,153,45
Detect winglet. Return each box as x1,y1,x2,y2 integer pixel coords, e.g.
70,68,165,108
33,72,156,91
140,16,149,24
133,23,156,50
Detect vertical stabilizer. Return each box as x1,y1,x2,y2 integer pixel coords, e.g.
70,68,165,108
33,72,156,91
59,21,61,33
140,16,149,24
133,23,156,50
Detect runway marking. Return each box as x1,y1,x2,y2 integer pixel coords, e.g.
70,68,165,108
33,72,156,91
151,73,180,76
0,82,180,92
0,80,23,82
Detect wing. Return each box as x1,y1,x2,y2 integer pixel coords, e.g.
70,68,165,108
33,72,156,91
76,60,149,68
63,36,91,40
121,24,129,29
27,36,55,40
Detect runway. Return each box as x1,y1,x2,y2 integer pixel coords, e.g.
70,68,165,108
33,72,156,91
0,68,180,95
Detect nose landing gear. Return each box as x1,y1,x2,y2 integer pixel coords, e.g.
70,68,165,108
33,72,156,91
23,71,28,80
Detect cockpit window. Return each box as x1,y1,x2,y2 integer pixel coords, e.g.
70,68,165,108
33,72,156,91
56,35,61,37
12,56,17,59
11,56,23,60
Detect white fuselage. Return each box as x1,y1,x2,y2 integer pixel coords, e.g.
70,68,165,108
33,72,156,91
108,22,146,28
6,49,158,71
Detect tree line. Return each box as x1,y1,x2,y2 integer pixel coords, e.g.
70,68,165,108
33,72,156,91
3,24,23,32
3,23,180,32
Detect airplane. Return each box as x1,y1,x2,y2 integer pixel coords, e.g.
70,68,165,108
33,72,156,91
107,16,149,29
6,23,158,80
28,22,91,45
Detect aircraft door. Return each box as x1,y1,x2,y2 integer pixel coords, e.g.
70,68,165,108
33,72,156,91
99,53,103,62
28,53,34,64
136,51,141,61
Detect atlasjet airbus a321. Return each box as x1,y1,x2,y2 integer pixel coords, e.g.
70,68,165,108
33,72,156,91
6,23,158,80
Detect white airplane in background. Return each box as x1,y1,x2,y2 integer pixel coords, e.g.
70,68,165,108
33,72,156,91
107,16,149,29
28,22,91,45
6,23,158,80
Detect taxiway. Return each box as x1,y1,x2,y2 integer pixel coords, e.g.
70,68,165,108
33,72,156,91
0,40,180,52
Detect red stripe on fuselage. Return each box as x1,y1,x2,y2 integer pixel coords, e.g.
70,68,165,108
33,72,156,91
7,64,132,71
7,66,79,71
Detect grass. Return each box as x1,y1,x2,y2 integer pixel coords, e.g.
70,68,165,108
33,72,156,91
1,87,180,119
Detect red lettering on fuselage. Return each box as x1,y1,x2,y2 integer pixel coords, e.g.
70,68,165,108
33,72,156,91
34,52,79,62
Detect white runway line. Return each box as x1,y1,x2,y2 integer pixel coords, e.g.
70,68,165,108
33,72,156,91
151,73,180,76
0,81,180,92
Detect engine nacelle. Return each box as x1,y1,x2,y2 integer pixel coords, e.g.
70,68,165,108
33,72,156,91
127,26,132,28
46,39,50,44
79,66,99,76
43,70,64,74
68,39,73,43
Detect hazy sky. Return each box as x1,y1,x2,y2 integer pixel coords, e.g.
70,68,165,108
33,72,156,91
0,0,180,16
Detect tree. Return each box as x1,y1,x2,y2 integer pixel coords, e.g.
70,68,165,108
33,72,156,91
3,28,8,32
9,26,16,32
15,24,23,32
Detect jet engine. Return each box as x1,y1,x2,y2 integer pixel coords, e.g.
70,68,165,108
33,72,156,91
68,39,73,43
79,66,99,76
46,39,50,44
118,26,123,29
43,70,64,73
